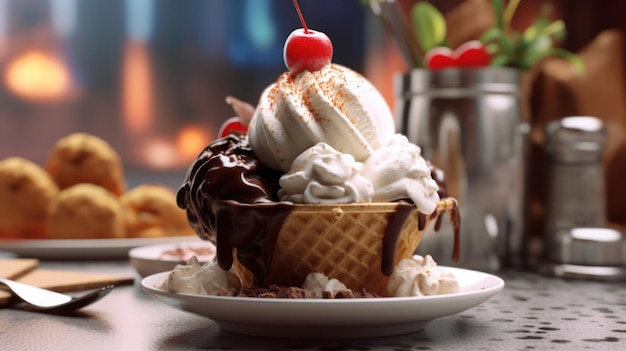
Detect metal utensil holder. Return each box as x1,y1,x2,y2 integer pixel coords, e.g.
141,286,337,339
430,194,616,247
395,68,529,271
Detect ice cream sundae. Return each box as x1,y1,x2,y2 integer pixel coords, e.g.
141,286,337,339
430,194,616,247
167,0,460,298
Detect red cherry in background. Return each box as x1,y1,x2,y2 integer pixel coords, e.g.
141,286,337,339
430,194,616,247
454,41,491,68
283,0,333,74
424,47,455,70
424,40,491,70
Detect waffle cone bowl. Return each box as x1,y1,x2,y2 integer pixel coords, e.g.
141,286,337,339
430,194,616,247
232,198,457,296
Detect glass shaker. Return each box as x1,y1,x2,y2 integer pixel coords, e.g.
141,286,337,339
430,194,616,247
544,116,606,232
543,116,626,281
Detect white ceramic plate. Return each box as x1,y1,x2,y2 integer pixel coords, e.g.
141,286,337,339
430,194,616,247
129,240,216,277
0,237,197,260
142,267,504,339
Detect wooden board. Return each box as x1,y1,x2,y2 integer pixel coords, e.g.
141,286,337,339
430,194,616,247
16,269,134,293
0,259,40,304
0,259,39,279
0,259,134,306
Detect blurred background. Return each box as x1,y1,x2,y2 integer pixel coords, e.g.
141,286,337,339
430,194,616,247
0,0,624,191
0,0,369,188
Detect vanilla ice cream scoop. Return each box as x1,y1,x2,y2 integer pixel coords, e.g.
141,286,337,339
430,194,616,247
248,63,395,172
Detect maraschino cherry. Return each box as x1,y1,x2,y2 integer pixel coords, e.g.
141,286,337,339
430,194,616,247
283,0,333,74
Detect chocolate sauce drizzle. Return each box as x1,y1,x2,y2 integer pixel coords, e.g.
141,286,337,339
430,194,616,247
214,200,292,286
380,202,416,276
446,201,461,262
176,135,290,284
176,135,283,241
429,161,461,261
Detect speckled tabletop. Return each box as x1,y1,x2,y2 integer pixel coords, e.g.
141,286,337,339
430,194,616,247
1,257,625,351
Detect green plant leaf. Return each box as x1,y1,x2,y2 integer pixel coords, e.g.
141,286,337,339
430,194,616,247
541,20,566,43
490,54,510,67
522,3,562,45
480,27,503,43
491,0,505,30
549,48,586,73
520,34,552,68
522,21,545,44
481,27,515,56
411,2,447,53
523,21,548,44
503,0,521,33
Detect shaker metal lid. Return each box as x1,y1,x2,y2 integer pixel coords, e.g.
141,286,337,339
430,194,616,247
543,227,626,281
545,116,605,153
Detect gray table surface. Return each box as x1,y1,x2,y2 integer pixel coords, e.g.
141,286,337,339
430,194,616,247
1,252,625,351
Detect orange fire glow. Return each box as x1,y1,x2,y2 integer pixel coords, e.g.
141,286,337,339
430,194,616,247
3,50,72,102
176,126,211,160
140,137,178,169
138,127,210,169
122,41,153,133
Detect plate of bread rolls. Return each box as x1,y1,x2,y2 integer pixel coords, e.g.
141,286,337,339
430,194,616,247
0,133,197,259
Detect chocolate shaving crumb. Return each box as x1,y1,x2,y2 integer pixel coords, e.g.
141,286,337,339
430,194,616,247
282,286,307,299
232,285,381,299
258,292,278,298
358,288,382,298
324,290,355,299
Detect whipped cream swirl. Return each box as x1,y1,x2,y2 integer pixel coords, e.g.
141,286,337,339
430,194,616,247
278,143,374,203
159,257,234,295
386,255,459,297
278,135,440,214
361,134,440,214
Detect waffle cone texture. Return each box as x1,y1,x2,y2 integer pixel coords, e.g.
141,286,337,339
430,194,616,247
233,199,455,296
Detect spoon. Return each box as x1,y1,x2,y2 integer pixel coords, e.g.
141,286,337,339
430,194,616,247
0,277,114,312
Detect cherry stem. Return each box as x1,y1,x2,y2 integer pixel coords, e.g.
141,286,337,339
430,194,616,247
293,0,309,34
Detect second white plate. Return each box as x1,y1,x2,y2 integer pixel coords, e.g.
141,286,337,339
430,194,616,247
129,240,216,277
142,266,504,339
0,237,198,260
